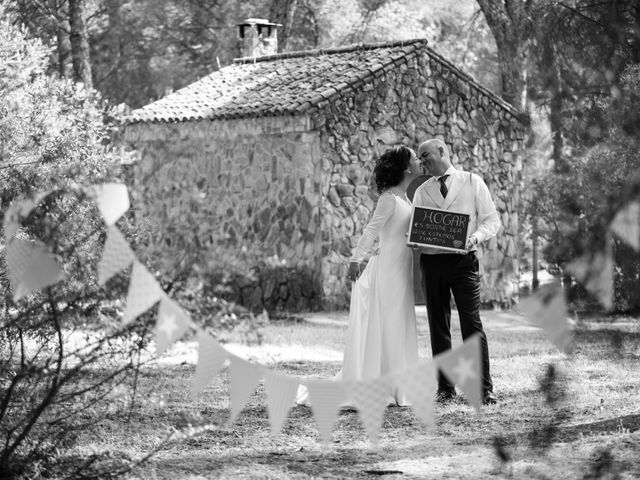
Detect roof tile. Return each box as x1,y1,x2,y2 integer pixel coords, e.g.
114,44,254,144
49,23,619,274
124,38,522,125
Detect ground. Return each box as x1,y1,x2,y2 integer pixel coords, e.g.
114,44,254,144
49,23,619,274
70,308,640,479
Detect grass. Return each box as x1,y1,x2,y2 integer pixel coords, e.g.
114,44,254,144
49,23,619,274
62,309,640,479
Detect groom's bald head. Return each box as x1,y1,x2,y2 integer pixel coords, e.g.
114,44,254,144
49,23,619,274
418,139,450,177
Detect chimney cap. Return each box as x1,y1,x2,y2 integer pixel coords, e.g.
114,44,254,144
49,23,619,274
238,18,282,27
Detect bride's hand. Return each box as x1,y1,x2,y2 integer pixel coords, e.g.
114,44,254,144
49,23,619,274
347,262,362,282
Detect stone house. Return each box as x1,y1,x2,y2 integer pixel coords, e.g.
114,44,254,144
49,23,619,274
124,19,526,312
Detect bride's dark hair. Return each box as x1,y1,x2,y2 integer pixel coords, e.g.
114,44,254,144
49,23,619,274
373,146,414,193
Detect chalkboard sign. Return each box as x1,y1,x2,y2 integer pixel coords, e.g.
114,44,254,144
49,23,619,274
407,206,470,253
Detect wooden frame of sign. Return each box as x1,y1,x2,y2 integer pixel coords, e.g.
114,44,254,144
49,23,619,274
407,206,471,253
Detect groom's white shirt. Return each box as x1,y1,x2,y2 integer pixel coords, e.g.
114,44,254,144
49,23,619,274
413,165,501,254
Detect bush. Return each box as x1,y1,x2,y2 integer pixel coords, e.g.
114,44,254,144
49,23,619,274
0,6,151,477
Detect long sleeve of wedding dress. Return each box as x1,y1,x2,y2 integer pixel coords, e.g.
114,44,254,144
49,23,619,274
349,192,396,263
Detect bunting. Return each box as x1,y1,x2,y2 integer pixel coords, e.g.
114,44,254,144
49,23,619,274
566,249,614,310
228,355,264,422
86,183,130,226
305,380,348,443
3,191,51,241
264,371,300,435
5,239,65,301
121,261,164,324
155,297,191,355
350,376,392,445
519,281,572,354
609,201,640,251
97,226,135,285
393,363,436,428
192,331,229,396
4,182,594,442
435,335,483,411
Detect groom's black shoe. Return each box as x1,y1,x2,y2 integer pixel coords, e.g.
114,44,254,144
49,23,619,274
482,391,498,405
435,389,457,403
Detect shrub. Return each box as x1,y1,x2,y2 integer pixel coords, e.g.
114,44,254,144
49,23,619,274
0,6,149,476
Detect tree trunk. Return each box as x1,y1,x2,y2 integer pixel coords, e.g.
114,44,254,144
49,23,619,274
475,0,531,110
634,0,640,63
55,25,71,78
541,40,567,173
100,0,123,85
68,0,93,89
49,0,71,78
268,0,299,52
532,217,539,290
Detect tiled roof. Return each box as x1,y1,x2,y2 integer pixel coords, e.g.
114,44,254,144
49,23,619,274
124,38,521,125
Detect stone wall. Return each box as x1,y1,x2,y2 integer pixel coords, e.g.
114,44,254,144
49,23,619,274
125,116,325,311
311,48,525,308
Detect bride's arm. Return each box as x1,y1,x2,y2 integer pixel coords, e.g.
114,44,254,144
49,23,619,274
349,192,396,263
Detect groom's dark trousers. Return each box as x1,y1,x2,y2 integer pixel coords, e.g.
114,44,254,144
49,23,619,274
420,251,493,394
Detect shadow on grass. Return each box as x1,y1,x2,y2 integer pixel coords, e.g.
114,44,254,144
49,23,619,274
573,328,640,358
557,413,640,441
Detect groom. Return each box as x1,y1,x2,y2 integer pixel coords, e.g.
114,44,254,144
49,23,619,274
413,138,500,405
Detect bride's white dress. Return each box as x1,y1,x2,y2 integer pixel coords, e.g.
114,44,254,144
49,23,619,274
297,191,419,406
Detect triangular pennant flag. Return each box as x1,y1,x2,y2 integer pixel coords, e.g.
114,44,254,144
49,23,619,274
98,226,135,285
228,354,264,422
264,372,300,435
3,191,51,241
351,376,392,445
519,281,572,353
155,297,191,355
566,250,614,310
192,331,228,397
436,335,483,412
609,201,640,251
122,261,164,324
87,183,130,225
6,239,65,301
305,380,348,443
5,238,38,291
393,362,437,428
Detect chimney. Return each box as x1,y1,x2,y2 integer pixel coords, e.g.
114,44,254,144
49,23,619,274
237,18,281,58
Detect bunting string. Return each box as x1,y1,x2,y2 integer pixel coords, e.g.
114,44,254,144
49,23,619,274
3,183,598,444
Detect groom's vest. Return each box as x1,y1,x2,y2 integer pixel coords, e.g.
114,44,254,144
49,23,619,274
415,170,481,254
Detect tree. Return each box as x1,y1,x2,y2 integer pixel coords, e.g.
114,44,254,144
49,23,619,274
8,0,94,87
475,0,533,110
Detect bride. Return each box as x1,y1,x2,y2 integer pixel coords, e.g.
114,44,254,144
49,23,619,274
298,145,421,406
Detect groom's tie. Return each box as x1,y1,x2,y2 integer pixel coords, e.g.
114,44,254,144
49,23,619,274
438,175,449,198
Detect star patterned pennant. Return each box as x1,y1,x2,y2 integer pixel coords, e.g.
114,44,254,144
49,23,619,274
155,297,191,355
435,335,482,411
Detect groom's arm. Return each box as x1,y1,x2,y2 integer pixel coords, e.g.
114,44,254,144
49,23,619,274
471,174,501,244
